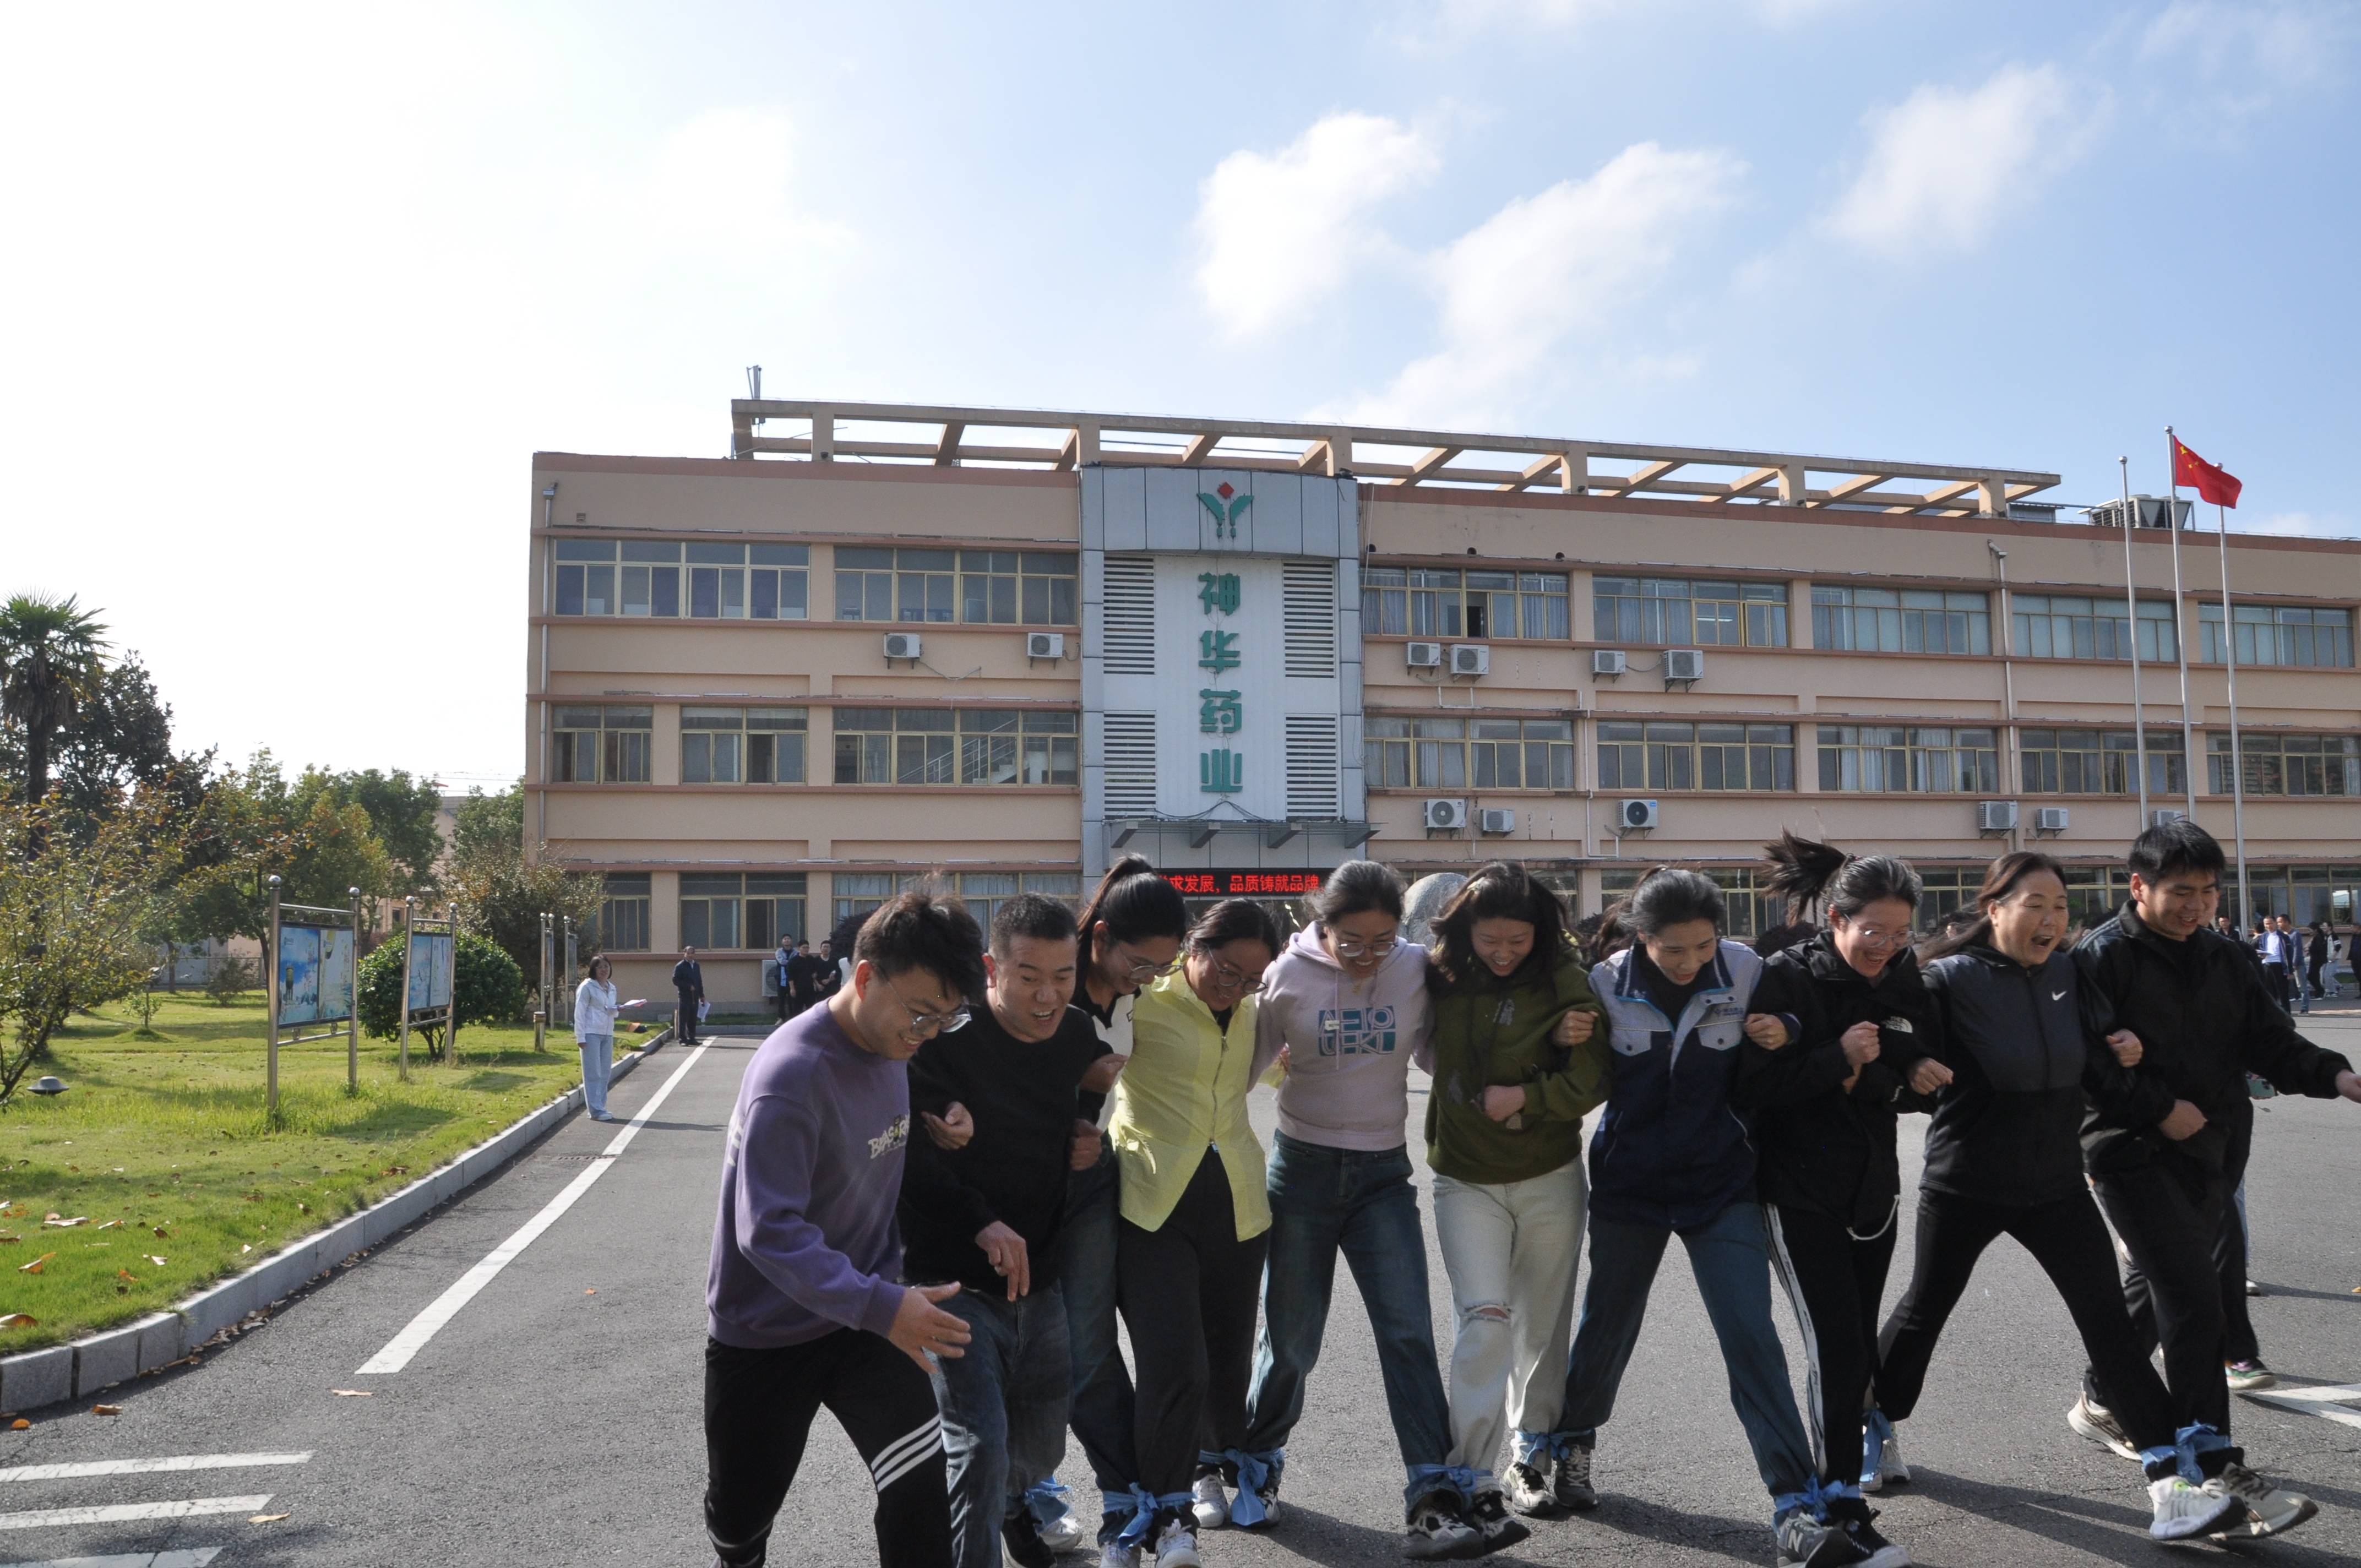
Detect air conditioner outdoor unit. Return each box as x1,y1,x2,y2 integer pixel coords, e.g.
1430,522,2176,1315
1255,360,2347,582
1664,649,1706,683
1591,649,1628,678
883,631,923,662
1976,800,2019,833
1026,631,1065,660
2033,806,2071,834
1478,808,1517,835
1406,641,1444,669
2150,809,2188,828
1423,798,1468,831
1449,644,1490,676
1617,798,1660,833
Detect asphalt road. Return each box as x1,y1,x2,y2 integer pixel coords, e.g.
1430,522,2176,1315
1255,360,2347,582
3,1013,2358,1568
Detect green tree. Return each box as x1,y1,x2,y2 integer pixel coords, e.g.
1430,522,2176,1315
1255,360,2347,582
445,782,600,994
356,929,528,1059
0,593,110,807
451,782,523,864
295,767,446,896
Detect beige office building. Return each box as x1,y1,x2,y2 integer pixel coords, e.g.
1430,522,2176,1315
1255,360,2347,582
527,399,2360,1006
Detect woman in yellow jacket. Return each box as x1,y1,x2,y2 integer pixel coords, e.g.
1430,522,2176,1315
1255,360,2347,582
1108,899,1285,1568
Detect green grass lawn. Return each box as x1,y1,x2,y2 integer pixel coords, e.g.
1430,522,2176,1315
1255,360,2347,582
0,992,643,1356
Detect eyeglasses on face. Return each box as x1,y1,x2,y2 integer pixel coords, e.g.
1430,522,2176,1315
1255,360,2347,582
1113,943,1180,982
881,971,970,1038
1332,935,1399,960
1205,957,1269,993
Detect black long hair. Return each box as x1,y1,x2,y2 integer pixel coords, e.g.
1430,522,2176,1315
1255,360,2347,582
1428,861,1570,992
1075,854,1190,972
1918,851,2068,964
1305,859,1405,928
1186,897,1284,961
1763,830,1922,925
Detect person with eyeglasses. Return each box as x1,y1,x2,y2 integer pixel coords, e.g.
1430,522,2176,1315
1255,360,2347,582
1225,862,1485,1557
1420,862,1607,1550
703,892,987,1568
1107,899,1285,1568
1738,834,1952,1568
1003,856,1193,1567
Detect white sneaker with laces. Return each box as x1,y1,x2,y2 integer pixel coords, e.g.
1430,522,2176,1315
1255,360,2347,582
1189,1474,1228,1531
1037,1512,1087,1554
1097,1543,1138,1568
2148,1477,2243,1540
1153,1518,1201,1568
2066,1394,2139,1462
1861,1422,1910,1494
2211,1463,2318,1538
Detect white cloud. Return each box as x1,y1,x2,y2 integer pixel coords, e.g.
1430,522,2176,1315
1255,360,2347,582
2140,1,2354,115
1193,112,1440,341
1337,141,1744,426
1825,63,2102,258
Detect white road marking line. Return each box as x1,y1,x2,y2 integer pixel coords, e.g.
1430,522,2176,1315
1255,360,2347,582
0,1454,309,1485
355,1043,712,1375
1,1551,222,1567
2241,1381,2361,1403
2245,1391,2361,1431
0,1496,268,1531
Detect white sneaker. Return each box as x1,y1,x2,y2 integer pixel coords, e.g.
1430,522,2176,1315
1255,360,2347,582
2066,1394,2140,1462
2148,1477,2243,1540
1097,1543,1139,1568
1153,1517,1201,1568
2212,1463,2318,1538
1038,1512,1089,1554
1861,1420,1910,1494
1189,1473,1228,1531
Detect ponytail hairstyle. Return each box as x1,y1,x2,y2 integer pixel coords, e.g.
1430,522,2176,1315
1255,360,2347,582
1306,859,1405,929
1763,830,1922,925
1428,861,1570,993
1075,854,1190,973
1917,850,2068,964
1185,897,1284,962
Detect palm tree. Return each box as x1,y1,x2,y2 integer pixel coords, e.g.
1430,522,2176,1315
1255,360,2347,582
1,593,111,804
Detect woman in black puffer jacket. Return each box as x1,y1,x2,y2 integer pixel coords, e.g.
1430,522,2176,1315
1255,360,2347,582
1739,835,1951,1567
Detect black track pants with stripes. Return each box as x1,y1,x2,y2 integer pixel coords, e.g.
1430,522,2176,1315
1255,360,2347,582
1764,1202,1896,1487
706,1330,953,1568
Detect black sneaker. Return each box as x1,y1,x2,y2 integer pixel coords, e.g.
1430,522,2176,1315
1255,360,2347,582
1552,1442,1598,1512
1823,1496,1908,1568
1402,1491,1487,1561
1004,1510,1057,1568
1501,1461,1559,1518
1776,1509,1867,1568
1464,1490,1531,1555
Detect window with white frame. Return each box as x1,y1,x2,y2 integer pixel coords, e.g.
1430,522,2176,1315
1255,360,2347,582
1359,568,1568,639
1596,721,1795,791
619,540,683,617
2019,728,2185,796
553,538,806,619
2010,595,2177,661
1812,585,1990,654
958,709,1080,786
600,873,650,951
959,551,1079,625
833,707,955,785
681,707,808,785
1593,577,1788,647
2198,603,2354,668
2207,732,2361,796
552,705,652,783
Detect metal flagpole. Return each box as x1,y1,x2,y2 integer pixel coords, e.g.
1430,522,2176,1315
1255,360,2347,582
2119,457,2150,822
2162,429,2198,815
2215,503,2253,926
266,875,282,1120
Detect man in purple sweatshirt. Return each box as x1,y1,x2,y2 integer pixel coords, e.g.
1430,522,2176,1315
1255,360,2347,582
705,892,989,1568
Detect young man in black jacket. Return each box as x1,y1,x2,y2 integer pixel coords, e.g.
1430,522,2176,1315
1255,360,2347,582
2072,821,2361,1537
901,894,1118,1568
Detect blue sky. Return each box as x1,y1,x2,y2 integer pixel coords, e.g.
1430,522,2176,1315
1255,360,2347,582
4,1,2355,784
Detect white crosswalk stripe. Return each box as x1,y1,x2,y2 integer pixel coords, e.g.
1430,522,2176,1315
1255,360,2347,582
0,1455,310,1485
2245,1382,2361,1431
0,1551,222,1567
0,1498,270,1531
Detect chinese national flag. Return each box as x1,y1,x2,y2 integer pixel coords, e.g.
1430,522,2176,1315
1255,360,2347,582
2172,437,2243,509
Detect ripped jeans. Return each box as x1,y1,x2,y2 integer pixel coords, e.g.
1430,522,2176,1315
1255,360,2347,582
1431,1161,1586,1484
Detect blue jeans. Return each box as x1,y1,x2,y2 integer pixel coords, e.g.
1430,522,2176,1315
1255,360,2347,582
576,1033,612,1117
1244,1134,1453,1511
1046,1146,1140,1540
1559,1200,1815,1514
933,1287,1073,1568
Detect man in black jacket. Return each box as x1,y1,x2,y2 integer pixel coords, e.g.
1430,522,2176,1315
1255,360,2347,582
900,894,1112,1568
673,946,705,1046
2074,821,2360,1536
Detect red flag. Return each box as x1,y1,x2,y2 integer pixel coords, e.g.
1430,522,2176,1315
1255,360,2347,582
2172,436,2243,508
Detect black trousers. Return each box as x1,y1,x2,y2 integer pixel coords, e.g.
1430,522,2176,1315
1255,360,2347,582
2090,1159,2243,1456
2222,1190,2261,1364
1875,1187,2177,1452
1765,1202,1897,1486
1117,1149,1269,1499
678,987,701,1042
2262,962,2289,1012
705,1331,952,1567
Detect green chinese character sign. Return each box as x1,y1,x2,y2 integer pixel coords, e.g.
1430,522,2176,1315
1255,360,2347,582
1198,689,1242,736
1198,629,1241,676
1200,748,1244,793
1198,571,1241,616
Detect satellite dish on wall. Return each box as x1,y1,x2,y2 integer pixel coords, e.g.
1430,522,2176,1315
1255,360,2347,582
1402,873,1468,948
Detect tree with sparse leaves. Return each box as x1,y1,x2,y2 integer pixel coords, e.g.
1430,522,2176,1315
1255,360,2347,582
447,782,602,989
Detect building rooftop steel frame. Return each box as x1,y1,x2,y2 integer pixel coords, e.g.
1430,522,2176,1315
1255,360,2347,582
728,398,2059,519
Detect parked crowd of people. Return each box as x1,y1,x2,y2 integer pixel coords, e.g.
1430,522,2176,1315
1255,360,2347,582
686,819,2360,1568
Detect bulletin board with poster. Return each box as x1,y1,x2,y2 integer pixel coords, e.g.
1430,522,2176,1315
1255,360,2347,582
265,877,365,1116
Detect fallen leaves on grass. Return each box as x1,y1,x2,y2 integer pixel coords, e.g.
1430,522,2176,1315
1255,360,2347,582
249,1511,290,1523
18,1254,54,1274
144,1255,167,1267
117,1269,137,1282
330,1389,372,1397
0,1233,17,1244
90,1404,121,1416
95,1219,121,1231
43,1217,88,1228
0,1313,34,1329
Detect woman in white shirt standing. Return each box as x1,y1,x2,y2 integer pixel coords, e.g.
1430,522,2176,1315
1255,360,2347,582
574,955,621,1122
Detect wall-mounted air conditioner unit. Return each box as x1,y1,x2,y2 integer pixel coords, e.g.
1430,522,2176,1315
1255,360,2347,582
883,632,923,663
1664,649,1705,683
1406,641,1444,669
1592,650,1628,678
1026,631,1066,660
1423,798,1468,831
2033,806,2070,834
1478,808,1517,835
1976,801,2019,834
1449,644,1490,677
1616,798,1660,834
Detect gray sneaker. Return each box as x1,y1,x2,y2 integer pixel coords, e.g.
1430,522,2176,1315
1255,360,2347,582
2211,1463,2318,1538
1776,1509,1867,1568
1500,1461,1558,1518
1552,1443,1599,1512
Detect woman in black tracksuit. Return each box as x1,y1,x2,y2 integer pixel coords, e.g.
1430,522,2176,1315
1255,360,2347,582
1870,852,2244,1542
1739,835,1950,1567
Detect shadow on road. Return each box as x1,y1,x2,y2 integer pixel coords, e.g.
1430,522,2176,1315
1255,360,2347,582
1909,1468,2357,1567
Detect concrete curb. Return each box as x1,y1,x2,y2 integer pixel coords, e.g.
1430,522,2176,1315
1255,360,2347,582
1,1031,672,1416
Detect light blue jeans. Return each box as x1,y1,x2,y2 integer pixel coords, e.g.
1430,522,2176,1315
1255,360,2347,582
578,1033,613,1117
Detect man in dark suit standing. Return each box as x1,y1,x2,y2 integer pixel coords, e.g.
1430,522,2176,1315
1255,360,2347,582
674,945,705,1044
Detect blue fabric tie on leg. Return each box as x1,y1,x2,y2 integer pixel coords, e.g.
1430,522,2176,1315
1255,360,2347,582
1858,1408,1893,1488
1221,1449,1284,1526
2178,1424,2234,1482
1025,1478,1074,1528
1113,1485,1163,1548
1514,1430,1576,1468
1405,1464,1480,1515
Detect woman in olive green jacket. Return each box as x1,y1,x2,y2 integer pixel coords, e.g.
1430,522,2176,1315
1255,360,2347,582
1424,863,1609,1539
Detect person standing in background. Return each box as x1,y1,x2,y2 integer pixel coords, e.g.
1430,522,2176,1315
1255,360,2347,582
773,936,795,1023
575,955,621,1123
2254,921,2291,1014
2305,920,2333,1004
675,945,706,1045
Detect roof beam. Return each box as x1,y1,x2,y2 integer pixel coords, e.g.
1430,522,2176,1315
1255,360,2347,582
1402,445,1462,487
933,421,965,466
1715,466,1780,502
1495,454,1568,493
1886,479,1981,515
1811,473,1890,507
1597,459,1683,496
1180,432,1222,466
